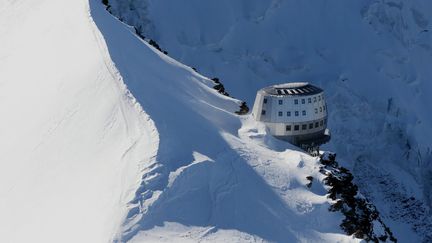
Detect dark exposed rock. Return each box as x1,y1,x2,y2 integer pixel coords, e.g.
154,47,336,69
235,101,249,115
306,176,314,188
320,153,397,242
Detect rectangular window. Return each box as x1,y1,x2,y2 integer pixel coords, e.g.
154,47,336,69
320,120,324,126
287,111,291,116
323,106,326,111
278,111,283,116
308,98,312,103
309,123,314,129
315,108,318,114
320,107,323,112
302,124,307,130
314,97,317,102
294,125,299,131
261,110,266,115
263,98,267,104
278,100,283,105
295,111,299,116
319,95,321,101
302,99,305,104
286,125,291,131
294,99,299,105
302,110,306,116
315,122,319,128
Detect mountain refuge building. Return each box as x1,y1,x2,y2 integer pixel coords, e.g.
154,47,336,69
252,82,330,147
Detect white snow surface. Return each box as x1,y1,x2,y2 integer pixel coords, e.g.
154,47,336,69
107,0,432,241
0,0,155,242
0,1,360,242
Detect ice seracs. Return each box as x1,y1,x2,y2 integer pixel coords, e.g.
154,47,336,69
252,82,330,147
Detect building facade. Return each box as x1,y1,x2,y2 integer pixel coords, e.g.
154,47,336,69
252,82,330,146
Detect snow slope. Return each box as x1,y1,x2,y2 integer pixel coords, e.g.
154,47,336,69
0,0,153,242
107,0,432,241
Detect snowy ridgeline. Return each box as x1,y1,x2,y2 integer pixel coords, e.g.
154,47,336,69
92,2,357,242
105,0,432,241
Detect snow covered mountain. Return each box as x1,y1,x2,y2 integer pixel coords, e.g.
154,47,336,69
105,0,432,241
0,0,430,242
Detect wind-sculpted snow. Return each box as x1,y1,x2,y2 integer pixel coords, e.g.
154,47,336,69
106,0,432,241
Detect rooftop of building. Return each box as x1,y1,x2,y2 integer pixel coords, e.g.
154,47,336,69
260,82,323,96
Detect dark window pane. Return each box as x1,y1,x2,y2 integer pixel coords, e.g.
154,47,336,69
302,110,306,116
286,125,291,131
294,125,299,131
278,111,283,116
295,111,299,116
302,124,307,130
287,111,291,116
302,99,305,104
261,110,266,115
278,100,283,105
263,98,267,104
294,99,298,104
308,98,311,103
320,120,324,126
315,122,319,128
309,123,313,129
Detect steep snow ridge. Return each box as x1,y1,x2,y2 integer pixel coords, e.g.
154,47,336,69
91,2,358,242
106,0,432,240
0,0,154,242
